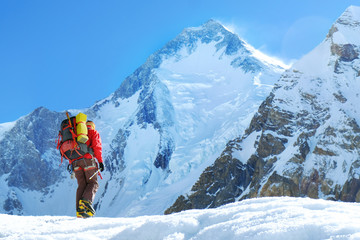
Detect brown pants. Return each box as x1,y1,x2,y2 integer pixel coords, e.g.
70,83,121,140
73,158,99,210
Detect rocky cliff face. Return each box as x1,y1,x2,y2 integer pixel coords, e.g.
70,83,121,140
166,6,360,214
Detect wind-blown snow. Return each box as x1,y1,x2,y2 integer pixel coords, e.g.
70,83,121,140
245,43,291,71
0,121,16,142
1,197,360,240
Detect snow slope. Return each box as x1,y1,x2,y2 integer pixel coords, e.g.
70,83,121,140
1,197,360,240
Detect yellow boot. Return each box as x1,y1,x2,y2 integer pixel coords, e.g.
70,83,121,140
79,198,95,217
77,204,91,218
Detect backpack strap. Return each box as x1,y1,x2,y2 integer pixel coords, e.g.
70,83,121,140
66,112,79,148
56,131,62,150
56,131,65,165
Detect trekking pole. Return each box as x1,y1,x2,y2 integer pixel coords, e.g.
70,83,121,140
66,111,72,127
89,169,100,180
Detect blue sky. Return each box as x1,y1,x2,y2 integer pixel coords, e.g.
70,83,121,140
0,0,358,123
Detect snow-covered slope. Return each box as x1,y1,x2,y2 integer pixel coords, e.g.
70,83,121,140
1,197,360,240
165,6,360,213
0,20,285,217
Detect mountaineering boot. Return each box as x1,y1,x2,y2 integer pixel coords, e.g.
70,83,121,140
79,198,95,217
77,206,91,219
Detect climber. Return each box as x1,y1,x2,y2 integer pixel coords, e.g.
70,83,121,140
57,115,105,218
73,120,105,218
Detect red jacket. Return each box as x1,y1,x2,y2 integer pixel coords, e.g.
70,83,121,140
84,128,103,163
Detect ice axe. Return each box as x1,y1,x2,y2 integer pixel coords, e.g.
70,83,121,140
89,169,100,180
89,169,103,180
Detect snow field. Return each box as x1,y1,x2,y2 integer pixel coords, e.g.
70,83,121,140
1,197,360,240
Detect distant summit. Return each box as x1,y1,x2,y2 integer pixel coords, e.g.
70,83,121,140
334,5,360,29
292,5,360,75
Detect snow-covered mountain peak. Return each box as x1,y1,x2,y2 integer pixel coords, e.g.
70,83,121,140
292,5,360,76
327,5,360,45
184,19,289,70
161,19,250,61
188,19,226,32
335,5,360,28
111,19,251,102
112,19,286,102
91,19,287,216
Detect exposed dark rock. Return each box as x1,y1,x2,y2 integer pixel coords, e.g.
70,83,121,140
331,43,359,62
154,139,174,169
340,178,360,202
107,129,130,174
165,155,253,214
260,172,299,197
3,191,23,215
